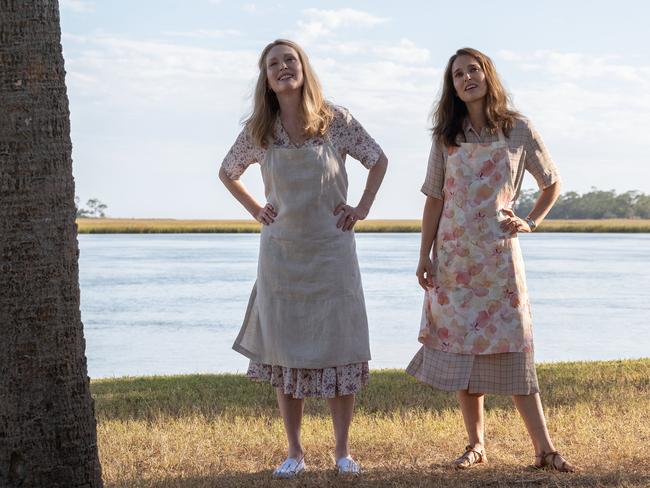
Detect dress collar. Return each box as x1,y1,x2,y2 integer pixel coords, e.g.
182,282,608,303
462,118,497,141
273,116,313,148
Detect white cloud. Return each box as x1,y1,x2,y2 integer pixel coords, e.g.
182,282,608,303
295,8,388,43
317,41,370,56
63,35,258,109
492,49,650,148
497,49,650,84
163,29,242,39
515,81,650,137
60,0,94,13
374,39,430,65
542,51,645,83
317,56,440,123
284,12,434,123
304,7,387,28
496,49,521,62
307,38,431,65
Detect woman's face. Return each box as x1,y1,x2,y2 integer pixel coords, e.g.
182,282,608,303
451,54,487,104
265,44,304,94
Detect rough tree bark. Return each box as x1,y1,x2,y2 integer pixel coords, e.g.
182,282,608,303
0,1,103,486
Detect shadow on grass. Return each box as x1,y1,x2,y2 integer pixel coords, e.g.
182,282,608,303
92,359,650,421
105,467,650,488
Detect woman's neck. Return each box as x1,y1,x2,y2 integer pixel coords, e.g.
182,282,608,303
466,99,487,134
277,90,305,143
277,90,302,122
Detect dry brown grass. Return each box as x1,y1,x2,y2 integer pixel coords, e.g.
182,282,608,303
538,219,650,233
93,359,650,487
77,218,650,234
77,218,262,234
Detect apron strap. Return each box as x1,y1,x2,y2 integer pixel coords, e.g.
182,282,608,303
322,132,345,167
323,132,337,151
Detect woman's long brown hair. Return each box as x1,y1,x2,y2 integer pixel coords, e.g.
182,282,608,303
432,47,520,147
244,39,333,148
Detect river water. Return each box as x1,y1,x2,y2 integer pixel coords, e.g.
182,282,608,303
79,233,650,378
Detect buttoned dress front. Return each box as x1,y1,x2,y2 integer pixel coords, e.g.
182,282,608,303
407,117,560,395
222,105,382,398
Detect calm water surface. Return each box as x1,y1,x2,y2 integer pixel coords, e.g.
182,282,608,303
79,233,650,378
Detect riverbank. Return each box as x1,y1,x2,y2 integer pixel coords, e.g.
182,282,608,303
77,218,650,233
93,358,650,487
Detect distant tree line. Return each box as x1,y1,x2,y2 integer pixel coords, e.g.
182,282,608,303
76,197,107,218
515,189,650,219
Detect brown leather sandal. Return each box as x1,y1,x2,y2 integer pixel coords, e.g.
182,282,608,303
534,450,575,472
452,445,487,469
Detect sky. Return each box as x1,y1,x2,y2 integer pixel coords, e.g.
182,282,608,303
59,0,650,219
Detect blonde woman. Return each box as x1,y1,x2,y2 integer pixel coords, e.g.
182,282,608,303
219,39,388,478
407,48,575,472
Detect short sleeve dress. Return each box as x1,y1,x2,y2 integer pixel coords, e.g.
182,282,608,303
222,105,382,398
406,117,560,395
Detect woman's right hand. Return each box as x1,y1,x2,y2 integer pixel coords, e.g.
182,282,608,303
416,255,435,290
254,203,277,225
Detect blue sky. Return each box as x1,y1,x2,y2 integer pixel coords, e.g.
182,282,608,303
60,0,650,219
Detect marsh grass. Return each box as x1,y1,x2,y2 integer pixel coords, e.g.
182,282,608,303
77,218,650,234
94,359,650,487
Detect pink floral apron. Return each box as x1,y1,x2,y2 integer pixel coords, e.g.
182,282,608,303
417,130,533,355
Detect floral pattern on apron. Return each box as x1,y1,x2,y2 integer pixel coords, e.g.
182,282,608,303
417,130,533,355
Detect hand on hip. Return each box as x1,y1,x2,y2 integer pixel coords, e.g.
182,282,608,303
334,203,366,232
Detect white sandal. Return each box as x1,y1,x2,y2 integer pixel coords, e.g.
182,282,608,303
336,456,361,475
272,456,305,479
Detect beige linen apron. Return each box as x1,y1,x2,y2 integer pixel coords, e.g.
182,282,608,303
417,130,534,355
233,138,371,369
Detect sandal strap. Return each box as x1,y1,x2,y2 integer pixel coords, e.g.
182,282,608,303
542,450,568,471
457,445,484,465
465,445,485,462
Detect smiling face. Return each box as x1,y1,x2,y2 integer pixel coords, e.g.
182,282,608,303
265,44,304,94
451,54,487,104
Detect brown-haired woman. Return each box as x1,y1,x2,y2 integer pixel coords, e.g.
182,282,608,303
219,39,388,478
407,47,575,472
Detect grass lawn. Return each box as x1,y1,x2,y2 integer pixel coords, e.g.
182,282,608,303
77,218,650,234
93,358,650,487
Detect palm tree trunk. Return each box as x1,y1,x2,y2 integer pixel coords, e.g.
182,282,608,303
0,1,103,486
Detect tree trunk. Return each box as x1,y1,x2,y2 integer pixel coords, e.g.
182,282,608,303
0,1,103,486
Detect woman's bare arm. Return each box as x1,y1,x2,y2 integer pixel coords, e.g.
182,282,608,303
501,181,561,234
335,152,388,231
218,167,276,225
416,196,444,289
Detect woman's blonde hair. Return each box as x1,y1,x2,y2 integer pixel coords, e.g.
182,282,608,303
432,47,520,147
245,39,333,148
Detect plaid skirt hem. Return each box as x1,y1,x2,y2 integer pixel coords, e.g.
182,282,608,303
406,346,539,395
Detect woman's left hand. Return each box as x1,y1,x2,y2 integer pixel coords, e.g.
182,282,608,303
499,208,531,235
334,203,368,232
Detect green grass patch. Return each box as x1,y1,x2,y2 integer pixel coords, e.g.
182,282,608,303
94,359,650,487
91,359,650,421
